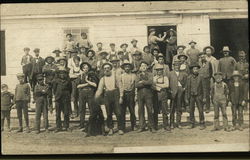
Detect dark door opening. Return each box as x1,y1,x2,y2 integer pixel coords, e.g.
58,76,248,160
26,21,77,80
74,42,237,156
147,25,177,56
210,19,248,60
1,30,6,76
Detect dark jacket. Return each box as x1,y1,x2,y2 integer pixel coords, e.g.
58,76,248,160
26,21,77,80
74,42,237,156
1,91,14,110
228,80,247,105
185,74,206,101
53,78,72,101
31,57,45,77
33,83,49,101
135,71,153,90
168,70,187,98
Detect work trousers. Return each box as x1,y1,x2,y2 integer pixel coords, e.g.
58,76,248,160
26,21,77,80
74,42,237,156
157,90,170,129
231,104,244,127
213,99,228,129
189,95,205,125
202,77,211,112
137,88,154,130
16,100,29,129
55,97,70,129
1,110,11,130
104,89,123,130
78,88,95,129
152,90,159,129
71,78,79,116
170,87,184,127
121,90,136,131
35,97,49,131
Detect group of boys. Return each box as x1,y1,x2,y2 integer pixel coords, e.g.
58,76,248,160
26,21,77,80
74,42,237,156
1,33,249,137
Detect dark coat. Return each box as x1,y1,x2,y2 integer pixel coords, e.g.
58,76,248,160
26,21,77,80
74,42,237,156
228,80,247,105
31,57,45,77
53,78,72,101
185,74,206,101
168,71,187,98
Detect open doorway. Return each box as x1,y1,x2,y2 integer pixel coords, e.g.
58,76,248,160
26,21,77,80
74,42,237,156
210,19,248,60
147,25,177,56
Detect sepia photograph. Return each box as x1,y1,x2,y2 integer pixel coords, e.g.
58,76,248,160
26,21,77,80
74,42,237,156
0,0,249,155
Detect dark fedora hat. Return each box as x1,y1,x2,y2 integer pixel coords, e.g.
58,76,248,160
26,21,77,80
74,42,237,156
177,53,188,60
120,43,128,48
121,60,134,70
177,45,186,50
203,46,215,54
87,49,96,56
189,63,200,69
102,62,113,70
188,40,197,45
80,62,92,71
45,55,55,63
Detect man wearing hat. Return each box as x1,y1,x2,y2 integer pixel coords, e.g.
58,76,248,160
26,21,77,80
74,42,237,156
203,46,218,76
169,60,188,129
165,29,177,65
185,63,206,130
142,45,154,66
186,40,200,64
63,33,76,58
33,74,49,134
77,46,88,62
119,60,137,132
42,55,58,113
178,53,190,74
76,62,99,133
95,62,124,135
131,50,144,73
172,45,188,70
108,43,117,60
198,52,213,113
21,47,33,84
218,46,236,84
148,28,167,53
110,56,123,78
135,61,156,133
14,73,31,133
120,43,132,63
52,48,62,64
85,49,98,71
130,39,141,55
53,68,72,132
228,70,247,131
152,63,170,131
30,48,45,91
77,32,93,50
152,53,170,77
96,42,104,60
211,72,230,132
151,48,161,68
96,51,110,77
56,56,70,73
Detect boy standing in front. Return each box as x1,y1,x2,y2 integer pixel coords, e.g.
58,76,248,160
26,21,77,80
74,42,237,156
1,84,14,132
14,73,31,133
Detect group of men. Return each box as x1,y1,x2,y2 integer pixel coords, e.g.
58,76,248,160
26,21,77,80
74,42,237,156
1,32,249,137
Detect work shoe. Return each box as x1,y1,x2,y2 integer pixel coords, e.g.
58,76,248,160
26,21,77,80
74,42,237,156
150,128,157,133
65,128,72,132
138,128,146,133
35,130,40,134
199,125,206,130
118,130,124,135
165,126,171,132
25,127,30,133
45,129,50,133
238,126,244,131
231,126,236,131
211,127,220,132
176,125,183,129
16,128,23,133
188,125,195,129
7,128,11,132
224,127,230,132
108,129,114,136
54,129,61,133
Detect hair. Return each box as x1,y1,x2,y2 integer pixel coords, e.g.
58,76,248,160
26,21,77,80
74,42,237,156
81,32,87,37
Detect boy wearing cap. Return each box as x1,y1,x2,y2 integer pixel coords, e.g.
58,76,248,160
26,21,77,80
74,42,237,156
1,84,14,132
198,52,213,113
53,69,72,132
85,50,98,71
135,61,156,133
152,53,170,77
77,32,93,50
95,62,123,135
14,73,31,133
185,63,206,130
69,56,81,118
152,64,170,131
21,47,33,84
186,40,200,64
63,33,76,58
76,62,99,133
33,74,50,134
211,72,230,132
218,46,236,84
42,55,57,113
119,60,137,132
228,71,247,131
30,48,45,91
131,50,144,73
169,60,188,129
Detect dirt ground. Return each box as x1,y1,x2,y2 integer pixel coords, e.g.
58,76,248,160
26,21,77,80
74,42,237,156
1,107,249,154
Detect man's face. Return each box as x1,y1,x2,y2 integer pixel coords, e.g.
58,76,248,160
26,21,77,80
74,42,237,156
59,73,66,79
122,45,127,51
34,52,39,57
134,54,141,61
87,51,94,57
24,50,30,55
82,65,89,73
144,47,150,53
158,57,164,64
173,64,180,71
233,76,240,82
179,56,186,63
124,65,131,73
156,69,163,76
66,35,72,41
190,43,195,47
200,54,206,61
97,44,102,49
192,67,199,75
81,34,87,39
132,41,137,47
111,61,119,68
74,59,80,66
80,48,86,53
239,53,246,61
59,60,66,66
101,54,107,59
140,63,148,72
178,48,184,53
103,65,112,76
223,52,229,57
37,78,44,85
153,50,159,56
205,48,212,56
170,31,174,36
47,58,53,64
110,45,115,51
18,77,25,84
215,76,223,83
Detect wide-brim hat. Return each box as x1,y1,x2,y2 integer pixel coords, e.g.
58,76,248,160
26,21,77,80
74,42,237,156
188,40,197,45
189,63,200,69
121,60,134,70
203,46,215,54
110,56,120,62
139,61,149,66
131,39,138,43
198,52,206,56
109,43,115,46
154,63,164,70
220,46,232,53
57,56,67,62
102,62,113,70
117,51,124,55
173,60,181,66
45,55,55,63
99,51,109,56
52,48,62,54
80,62,92,71
87,49,96,56
166,28,177,35
16,73,25,78
120,43,128,48
132,50,142,56
156,53,165,60
177,45,186,50
177,54,188,60
231,70,242,78
149,28,156,33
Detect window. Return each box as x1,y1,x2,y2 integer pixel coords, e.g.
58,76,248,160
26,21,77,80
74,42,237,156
1,30,6,76
63,27,89,42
